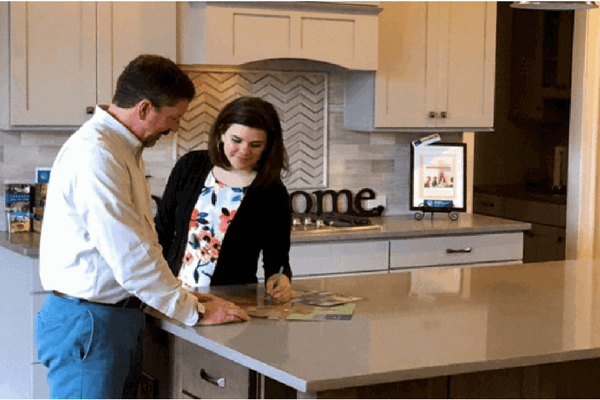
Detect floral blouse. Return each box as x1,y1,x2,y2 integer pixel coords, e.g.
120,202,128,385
178,170,245,287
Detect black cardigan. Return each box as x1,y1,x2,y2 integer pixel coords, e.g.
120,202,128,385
155,151,292,286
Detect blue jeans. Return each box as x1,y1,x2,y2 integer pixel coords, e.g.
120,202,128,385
35,293,144,399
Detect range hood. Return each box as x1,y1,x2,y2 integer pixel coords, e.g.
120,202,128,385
178,2,382,70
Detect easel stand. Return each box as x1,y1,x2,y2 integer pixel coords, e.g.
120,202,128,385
413,207,459,221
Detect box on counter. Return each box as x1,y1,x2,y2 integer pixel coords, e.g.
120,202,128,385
5,183,34,233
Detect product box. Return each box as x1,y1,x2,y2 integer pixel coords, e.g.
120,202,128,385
5,183,34,233
32,183,48,233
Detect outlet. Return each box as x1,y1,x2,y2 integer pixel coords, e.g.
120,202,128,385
365,195,386,210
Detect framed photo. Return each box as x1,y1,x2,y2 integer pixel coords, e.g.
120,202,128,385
410,143,467,212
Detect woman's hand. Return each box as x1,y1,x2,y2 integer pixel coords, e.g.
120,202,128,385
192,293,251,325
266,273,292,303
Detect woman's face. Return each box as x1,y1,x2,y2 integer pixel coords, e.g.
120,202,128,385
221,123,267,173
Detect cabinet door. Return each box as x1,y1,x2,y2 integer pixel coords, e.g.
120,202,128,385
288,240,389,277
390,233,523,270
373,2,496,129
375,2,436,128
436,2,496,128
10,2,97,126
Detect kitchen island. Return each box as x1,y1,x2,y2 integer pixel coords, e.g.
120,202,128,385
144,259,600,398
0,213,531,398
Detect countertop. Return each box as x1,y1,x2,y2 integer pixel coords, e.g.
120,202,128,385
474,184,567,205
147,259,600,394
0,231,40,258
0,214,531,257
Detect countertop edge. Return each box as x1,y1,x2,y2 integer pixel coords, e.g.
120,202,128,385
145,310,311,392
145,302,600,394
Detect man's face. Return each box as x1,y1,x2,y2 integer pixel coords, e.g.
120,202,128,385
140,100,189,147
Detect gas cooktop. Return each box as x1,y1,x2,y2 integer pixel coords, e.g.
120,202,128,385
291,213,382,234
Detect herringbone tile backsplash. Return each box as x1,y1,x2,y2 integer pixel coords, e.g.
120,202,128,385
179,68,327,189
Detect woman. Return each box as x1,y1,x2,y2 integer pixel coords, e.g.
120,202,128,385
155,97,293,302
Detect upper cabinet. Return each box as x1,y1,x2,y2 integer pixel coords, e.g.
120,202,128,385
0,2,176,129
344,2,497,132
509,10,573,121
178,2,381,70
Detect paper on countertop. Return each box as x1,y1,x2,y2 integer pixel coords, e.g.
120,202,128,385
246,303,356,321
412,133,441,148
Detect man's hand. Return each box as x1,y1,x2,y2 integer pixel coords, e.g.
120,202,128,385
266,274,292,303
192,293,251,325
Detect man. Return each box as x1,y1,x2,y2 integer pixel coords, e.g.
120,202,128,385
35,54,250,399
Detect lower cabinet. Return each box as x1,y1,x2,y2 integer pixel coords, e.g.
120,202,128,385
390,233,524,270
180,338,256,399
0,247,49,399
473,193,566,263
141,324,258,399
282,232,525,279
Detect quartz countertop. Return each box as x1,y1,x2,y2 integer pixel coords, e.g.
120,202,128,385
291,213,530,244
0,231,40,258
147,259,600,394
474,184,567,205
0,214,531,257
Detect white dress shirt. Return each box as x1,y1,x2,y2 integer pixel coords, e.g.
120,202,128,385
39,105,199,326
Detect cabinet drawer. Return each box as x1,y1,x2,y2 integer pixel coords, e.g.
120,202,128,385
180,339,253,399
473,194,505,217
390,233,523,269
289,240,388,276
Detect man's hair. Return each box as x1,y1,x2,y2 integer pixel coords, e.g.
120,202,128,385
208,97,289,188
112,54,195,110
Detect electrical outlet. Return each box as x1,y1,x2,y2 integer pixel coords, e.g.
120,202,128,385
365,195,386,210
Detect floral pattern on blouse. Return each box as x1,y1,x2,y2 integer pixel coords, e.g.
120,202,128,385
178,170,244,287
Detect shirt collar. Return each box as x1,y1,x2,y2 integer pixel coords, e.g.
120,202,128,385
95,105,144,159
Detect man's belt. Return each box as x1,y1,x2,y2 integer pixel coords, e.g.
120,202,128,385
52,291,144,310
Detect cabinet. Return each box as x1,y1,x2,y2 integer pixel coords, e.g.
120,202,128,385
178,2,381,70
259,230,524,281
473,193,566,263
510,10,573,120
0,247,49,399
344,2,497,131
390,233,523,270
0,2,176,129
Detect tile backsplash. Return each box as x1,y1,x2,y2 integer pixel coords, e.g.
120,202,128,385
0,61,462,231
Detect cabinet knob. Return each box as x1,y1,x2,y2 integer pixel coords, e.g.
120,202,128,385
440,111,447,119
86,106,95,115
200,369,226,388
429,111,437,119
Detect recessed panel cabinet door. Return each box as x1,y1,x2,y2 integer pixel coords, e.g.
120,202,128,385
437,2,496,128
10,2,97,126
374,2,496,129
375,2,437,128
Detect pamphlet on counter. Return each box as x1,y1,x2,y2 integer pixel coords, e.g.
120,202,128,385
245,289,362,321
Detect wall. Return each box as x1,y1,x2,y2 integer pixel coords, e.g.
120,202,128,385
0,60,462,231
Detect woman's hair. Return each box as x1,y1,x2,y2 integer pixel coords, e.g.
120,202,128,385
112,54,195,110
208,97,289,188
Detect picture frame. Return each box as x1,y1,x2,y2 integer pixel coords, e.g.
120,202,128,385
410,142,467,213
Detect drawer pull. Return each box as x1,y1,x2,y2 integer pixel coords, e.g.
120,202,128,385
200,369,226,388
447,247,472,254
480,201,494,207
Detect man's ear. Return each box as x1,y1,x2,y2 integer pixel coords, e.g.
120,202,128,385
137,100,153,121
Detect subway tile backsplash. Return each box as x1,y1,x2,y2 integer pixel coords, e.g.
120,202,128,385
0,63,462,231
